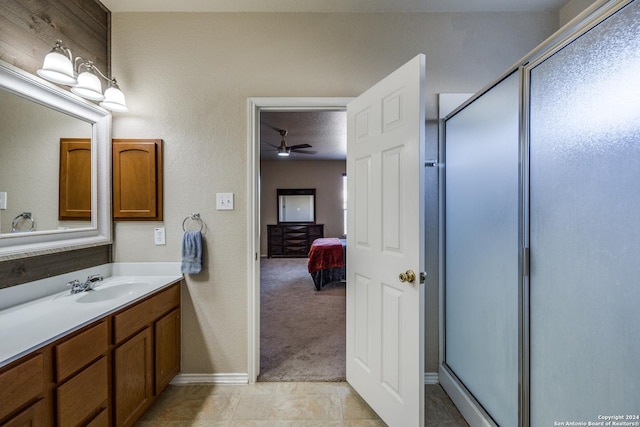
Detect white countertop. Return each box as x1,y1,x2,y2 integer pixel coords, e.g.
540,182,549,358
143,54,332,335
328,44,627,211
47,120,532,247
0,263,182,368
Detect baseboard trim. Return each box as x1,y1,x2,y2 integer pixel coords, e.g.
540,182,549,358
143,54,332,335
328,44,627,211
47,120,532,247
439,365,496,426
173,372,438,387
171,373,249,385
424,372,439,384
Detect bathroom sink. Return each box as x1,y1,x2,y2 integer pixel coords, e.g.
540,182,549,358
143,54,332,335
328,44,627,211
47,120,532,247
76,283,151,303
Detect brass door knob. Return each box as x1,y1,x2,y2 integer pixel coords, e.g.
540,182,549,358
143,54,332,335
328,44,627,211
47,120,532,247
399,270,416,283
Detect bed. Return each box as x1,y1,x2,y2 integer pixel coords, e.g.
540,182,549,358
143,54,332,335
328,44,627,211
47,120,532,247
308,237,346,290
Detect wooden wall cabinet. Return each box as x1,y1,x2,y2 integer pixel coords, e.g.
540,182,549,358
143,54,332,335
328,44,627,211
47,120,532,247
112,139,163,221
59,138,92,220
267,224,324,257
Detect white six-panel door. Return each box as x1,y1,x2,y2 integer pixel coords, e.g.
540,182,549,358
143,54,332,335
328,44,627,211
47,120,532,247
346,54,426,427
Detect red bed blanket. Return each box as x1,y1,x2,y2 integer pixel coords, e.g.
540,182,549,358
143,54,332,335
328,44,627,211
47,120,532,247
308,238,344,273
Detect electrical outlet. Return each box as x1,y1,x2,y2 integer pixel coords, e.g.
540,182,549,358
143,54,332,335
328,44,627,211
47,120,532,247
216,193,234,210
154,227,166,245
0,192,6,210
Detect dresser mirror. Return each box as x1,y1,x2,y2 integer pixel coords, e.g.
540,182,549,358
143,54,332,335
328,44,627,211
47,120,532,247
0,60,111,259
277,188,316,223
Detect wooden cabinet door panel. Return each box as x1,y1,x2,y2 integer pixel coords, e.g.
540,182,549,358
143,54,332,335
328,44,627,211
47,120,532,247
59,138,91,220
155,308,181,394
112,139,163,220
114,328,154,427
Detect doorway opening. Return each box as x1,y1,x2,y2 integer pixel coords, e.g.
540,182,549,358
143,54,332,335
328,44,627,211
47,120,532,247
247,97,352,383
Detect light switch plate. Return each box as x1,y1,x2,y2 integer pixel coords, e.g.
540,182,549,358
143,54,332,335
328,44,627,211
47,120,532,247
0,192,6,210
216,193,234,210
154,227,166,245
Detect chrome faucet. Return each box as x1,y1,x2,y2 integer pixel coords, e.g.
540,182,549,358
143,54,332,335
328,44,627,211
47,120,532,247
67,274,104,294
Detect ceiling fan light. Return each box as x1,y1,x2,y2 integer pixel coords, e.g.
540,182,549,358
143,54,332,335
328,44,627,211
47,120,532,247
71,70,104,101
37,50,77,86
278,146,291,157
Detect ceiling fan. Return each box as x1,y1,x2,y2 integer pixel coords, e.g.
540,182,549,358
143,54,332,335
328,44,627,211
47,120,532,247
263,129,317,157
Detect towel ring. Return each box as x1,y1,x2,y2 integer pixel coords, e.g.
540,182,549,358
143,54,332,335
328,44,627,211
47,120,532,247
12,212,35,232
182,213,204,232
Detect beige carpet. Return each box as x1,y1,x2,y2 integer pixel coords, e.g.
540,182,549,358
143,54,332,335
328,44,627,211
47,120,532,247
259,257,346,382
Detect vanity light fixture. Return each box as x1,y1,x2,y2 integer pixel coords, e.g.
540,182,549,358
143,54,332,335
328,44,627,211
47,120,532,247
37,40,128,112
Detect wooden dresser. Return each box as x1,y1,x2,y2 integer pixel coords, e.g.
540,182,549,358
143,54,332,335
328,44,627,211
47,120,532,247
267,224,324,258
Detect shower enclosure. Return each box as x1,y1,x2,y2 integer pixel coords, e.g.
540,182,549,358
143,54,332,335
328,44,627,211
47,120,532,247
441,0,640,425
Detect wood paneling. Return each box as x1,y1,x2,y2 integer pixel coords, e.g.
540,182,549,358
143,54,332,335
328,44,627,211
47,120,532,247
0,245,111,289
0,0,112,290
0,0,110,77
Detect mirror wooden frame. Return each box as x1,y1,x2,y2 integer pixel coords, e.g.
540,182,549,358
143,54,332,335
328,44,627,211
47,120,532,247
0,60,112,260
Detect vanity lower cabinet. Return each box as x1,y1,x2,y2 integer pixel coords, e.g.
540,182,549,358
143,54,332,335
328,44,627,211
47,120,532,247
113,283,180,427
0,281,181,427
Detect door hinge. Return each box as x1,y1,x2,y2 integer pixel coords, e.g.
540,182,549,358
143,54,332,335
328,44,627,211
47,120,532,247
523,247,530,277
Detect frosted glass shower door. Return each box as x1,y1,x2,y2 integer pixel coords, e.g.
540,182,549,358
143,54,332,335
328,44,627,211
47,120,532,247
444,72,520,426
528,1,640,425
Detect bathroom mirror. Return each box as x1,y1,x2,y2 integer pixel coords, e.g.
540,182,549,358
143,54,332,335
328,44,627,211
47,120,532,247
0,60,111,259
277,188,316,223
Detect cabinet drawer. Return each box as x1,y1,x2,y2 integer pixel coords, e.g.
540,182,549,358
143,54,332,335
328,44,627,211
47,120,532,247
0,353,44,420
268,226,283,236
55,321,108,382
114,284,180,344
57,357,108,427
86,407,109,427
1,398,45,427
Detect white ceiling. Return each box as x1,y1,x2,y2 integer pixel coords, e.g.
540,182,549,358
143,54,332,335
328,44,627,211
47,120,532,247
101,0,570,13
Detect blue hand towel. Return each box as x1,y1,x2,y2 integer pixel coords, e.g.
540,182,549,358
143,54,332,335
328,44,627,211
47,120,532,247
181,231,203,274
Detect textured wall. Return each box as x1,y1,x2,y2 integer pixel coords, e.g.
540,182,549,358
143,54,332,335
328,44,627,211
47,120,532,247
110,11,558,375
260,160,347,255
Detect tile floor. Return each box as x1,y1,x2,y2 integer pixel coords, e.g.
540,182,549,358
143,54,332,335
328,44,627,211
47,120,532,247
135,382,468,426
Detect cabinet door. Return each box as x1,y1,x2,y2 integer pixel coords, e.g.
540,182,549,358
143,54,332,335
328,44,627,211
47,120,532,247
112,139,163,220
59,138,91,220
114,328,154,427
155,308,181,394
